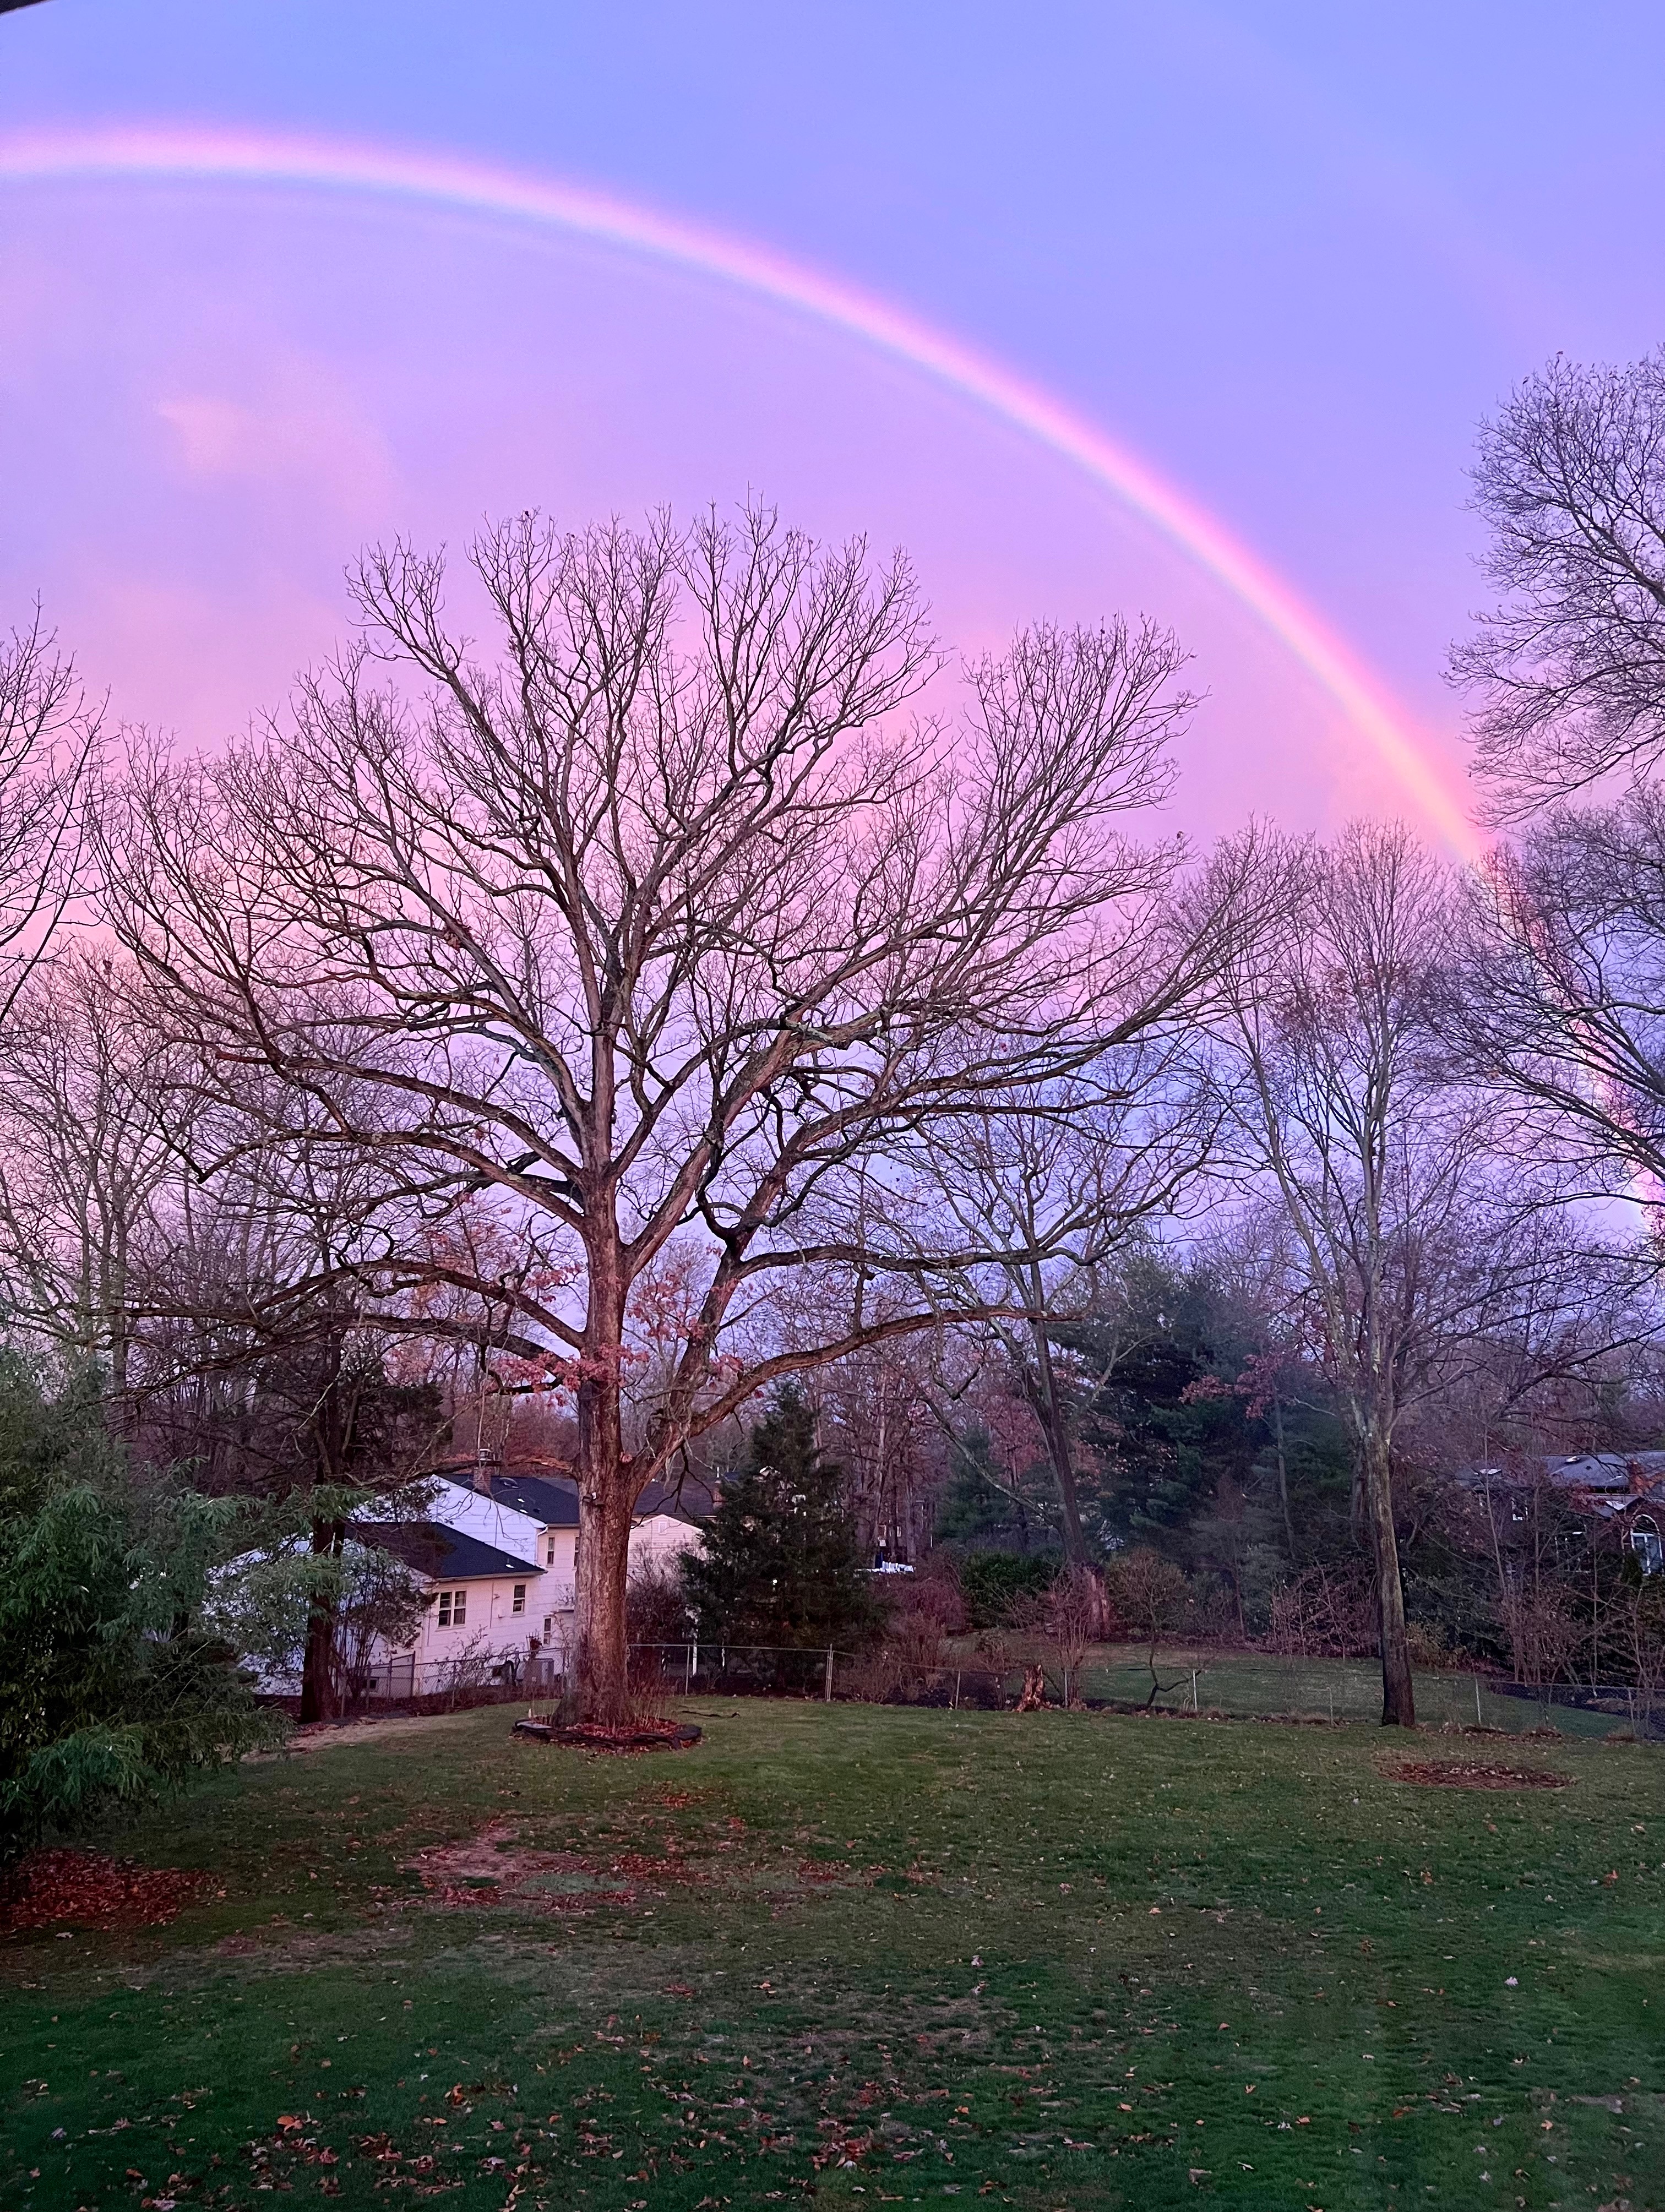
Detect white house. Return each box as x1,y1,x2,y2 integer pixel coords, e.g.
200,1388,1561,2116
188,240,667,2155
378,1460,709,1685
358,1520,545,1698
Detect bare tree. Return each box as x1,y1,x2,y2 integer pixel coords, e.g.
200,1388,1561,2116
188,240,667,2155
99,504,1241,1720
1451,790,1665,1196
125,1161,445,1724
925,1054,1222,1568
808,1319,949,1565
1216,821,1503,1725
1107,1546,1190,1707
0,615,100,1003
1452,348,1665,816
0,948,179,1389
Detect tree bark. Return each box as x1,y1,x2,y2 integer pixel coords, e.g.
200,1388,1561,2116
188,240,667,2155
573,1477,634,1724
300,1515,344,1723
572,1240,636,1723
1271,1392,1296,1558
1359,1430,1414,1726
1029,1312,1088,1566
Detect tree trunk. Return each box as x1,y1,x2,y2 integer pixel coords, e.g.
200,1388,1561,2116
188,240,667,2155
299,1515,344,1723
1359,1430,1414,1726
574,1477,634,1723
1272,1393,1296,1557
1029,1314,1087,1566
572,1245,635,1723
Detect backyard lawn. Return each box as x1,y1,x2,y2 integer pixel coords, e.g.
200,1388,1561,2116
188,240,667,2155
3,1698,1662,2210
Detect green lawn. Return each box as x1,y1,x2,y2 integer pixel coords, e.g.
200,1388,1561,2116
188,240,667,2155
1068,1647,1633,1739
3,1701,1662,2210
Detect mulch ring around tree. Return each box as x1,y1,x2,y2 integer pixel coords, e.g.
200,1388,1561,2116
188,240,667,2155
0,1848,215,1933
512,1715,702,1752
1379,1758,1573,1791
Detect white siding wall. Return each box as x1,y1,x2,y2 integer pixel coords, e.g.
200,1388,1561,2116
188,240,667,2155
410,1571,541,1670
628,1514,702,1573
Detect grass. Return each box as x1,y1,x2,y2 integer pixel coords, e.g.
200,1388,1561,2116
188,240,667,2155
2,1699,1662,2211
1071,1646,1632,1739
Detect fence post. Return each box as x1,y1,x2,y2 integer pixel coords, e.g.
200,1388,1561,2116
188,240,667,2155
824,1647,835,1703
1474,1674,1482,1727
686,1641,694,1694
1191,1669,1199,1713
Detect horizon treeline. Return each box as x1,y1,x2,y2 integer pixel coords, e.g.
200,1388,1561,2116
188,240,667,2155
3,343,1665,1728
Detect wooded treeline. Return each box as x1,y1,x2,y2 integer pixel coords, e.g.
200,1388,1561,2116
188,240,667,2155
6,346,1665,1736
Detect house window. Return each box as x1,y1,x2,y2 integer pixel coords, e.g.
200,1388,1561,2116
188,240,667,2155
545,1536,557,1565
1631,1519,1663,1576
513,1583,526,1614
543,1614,554,1640
437,1588,467,1627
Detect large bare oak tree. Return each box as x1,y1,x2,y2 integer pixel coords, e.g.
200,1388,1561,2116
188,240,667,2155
101,505,1238,1718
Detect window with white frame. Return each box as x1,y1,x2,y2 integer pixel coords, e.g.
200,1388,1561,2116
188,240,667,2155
1631,1517,1663,1576
545,1535,558,1565
513,1583,526,1613
437,1587,467,1627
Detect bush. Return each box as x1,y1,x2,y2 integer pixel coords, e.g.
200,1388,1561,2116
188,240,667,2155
959,1548,1059,1628
1263,1565,1378,1659
1405,1619,1472,1670
627,1555,693,1647
0,1362,278,1861
905,1555,967,1634
845,1601,950,1704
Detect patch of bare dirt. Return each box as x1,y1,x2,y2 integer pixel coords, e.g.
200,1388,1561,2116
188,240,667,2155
1380,1759,1572,1790
0,1848,214,1932
277,1709,487,1756
404,1817,723,1914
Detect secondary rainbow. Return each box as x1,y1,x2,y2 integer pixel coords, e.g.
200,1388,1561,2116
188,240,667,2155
0,120,1481,859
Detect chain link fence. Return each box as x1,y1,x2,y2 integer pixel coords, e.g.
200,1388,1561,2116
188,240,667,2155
624,1639,1658,1739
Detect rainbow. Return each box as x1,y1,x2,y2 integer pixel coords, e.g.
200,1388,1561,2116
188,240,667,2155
0,120,1481,858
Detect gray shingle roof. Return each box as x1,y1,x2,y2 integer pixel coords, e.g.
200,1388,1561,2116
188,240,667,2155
356,1521,540,1582
434,1462,711,1527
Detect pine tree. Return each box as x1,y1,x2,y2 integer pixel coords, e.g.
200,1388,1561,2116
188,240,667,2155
681,1388,880,1672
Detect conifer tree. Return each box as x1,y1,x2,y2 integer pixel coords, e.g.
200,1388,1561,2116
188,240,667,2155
681,1388,880,1670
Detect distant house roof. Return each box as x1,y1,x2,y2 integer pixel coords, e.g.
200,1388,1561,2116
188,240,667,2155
356,1521,540,1583
1461,1453,1665,1518
1544,1452,1665,1495
485,1469,581,1527
434,1461,711,1528
635,1474,713,1525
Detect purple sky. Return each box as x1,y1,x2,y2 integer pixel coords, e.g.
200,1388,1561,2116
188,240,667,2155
2,3,1662,845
